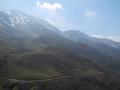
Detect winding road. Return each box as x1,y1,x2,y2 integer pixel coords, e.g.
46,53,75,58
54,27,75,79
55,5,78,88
0,75,72,90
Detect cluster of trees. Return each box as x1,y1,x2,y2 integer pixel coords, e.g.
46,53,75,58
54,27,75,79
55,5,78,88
0,56,10,77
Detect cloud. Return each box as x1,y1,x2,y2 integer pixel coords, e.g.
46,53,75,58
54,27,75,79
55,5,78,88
36,1,63,11
91,35,120,42
85,11,97,17
35,1,80,30
35,1,77,30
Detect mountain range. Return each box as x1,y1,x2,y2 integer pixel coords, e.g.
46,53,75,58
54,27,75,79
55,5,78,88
0,10,120,90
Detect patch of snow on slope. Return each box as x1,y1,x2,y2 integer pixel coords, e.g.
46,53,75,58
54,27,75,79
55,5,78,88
10,17,14,26
13,14,29,25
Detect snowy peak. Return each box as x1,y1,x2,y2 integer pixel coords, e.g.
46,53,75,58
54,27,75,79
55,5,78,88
12,13,29,25
4,10,30,26
8,10,59,31
0,10,61,38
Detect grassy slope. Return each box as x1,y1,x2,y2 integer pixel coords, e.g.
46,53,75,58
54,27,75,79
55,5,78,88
0,39,102,80
0,21,104,84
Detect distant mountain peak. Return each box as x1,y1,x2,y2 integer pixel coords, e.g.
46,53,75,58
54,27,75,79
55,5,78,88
0,10,62,37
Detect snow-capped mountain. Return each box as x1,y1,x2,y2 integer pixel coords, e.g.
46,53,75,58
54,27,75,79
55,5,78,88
1,10,61,37
1,10,120,50
0,10,120,73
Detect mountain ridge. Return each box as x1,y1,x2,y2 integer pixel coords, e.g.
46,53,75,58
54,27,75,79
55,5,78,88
0,10,120,90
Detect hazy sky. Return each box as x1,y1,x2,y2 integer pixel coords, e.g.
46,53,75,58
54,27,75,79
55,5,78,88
0,0,120,41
